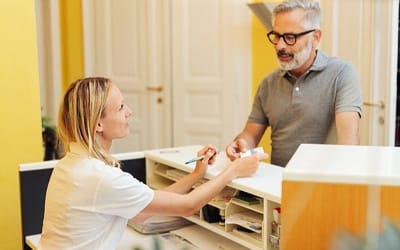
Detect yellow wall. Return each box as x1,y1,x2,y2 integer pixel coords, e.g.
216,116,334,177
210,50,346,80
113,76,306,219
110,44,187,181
59,0,84,90
251,1,279,159
0,1,43,249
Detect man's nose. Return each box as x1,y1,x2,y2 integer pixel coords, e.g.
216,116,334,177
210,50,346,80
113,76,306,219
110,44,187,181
275,37,287,50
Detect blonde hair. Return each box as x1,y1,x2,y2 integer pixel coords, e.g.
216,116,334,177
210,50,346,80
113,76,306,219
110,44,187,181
58,77,120,167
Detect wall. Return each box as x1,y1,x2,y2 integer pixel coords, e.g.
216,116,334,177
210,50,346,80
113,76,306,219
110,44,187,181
0,0,43,249
251,0,279,159
59,0,84,90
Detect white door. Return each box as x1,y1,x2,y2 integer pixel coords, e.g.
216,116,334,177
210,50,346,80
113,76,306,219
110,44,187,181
320,0,398,146
82,0,172,152
171,0,251,147
82,0,251,152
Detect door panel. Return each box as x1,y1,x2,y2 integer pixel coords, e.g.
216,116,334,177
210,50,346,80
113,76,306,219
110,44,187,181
172,0,251,149
83,0,251,152
320,0,398,146
83,0,170,152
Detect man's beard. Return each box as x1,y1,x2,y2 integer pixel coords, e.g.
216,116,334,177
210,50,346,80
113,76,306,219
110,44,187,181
277,39,313,71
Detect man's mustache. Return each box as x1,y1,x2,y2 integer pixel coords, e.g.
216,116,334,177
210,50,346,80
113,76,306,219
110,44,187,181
277,49,293,57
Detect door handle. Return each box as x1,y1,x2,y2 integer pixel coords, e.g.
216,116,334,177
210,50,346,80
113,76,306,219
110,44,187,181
146,85,164,92
363,101,385,109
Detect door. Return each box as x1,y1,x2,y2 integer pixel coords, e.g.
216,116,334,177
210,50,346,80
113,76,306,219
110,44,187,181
82,0,251,153
171,0,251,147
82,0,172,152
320,0,398,146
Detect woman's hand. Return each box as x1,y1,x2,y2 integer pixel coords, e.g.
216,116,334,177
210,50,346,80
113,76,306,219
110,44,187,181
229,152,268,178
193,145,218,178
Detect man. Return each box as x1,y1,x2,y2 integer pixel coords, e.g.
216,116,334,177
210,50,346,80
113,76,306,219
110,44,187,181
226,0,362,167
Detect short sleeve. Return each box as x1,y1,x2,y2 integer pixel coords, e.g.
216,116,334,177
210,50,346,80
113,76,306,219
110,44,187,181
93,168,154,219
247,82,269,125
335,62,362,117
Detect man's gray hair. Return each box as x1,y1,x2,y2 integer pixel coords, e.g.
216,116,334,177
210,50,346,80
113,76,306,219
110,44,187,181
272,0,321,29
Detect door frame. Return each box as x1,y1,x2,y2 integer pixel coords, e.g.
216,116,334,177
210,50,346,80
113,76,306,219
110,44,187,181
368,0,398,146
35,0,62,121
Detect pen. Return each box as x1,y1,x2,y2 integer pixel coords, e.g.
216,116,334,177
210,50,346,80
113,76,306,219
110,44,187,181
184,150,219,164
185,155,206,165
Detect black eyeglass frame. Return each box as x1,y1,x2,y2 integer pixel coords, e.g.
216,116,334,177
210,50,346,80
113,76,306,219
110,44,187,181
267,29,316,46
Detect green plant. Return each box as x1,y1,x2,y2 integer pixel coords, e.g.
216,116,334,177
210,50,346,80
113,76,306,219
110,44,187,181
41,114,56,134
41,110,63,160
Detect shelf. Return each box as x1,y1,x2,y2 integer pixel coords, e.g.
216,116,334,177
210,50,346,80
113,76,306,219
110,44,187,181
226,211,263,234
230,200,263,214
231,227,263,247
148,178,173,190
185,216,263,250
145,146,283,250
208,200,228,210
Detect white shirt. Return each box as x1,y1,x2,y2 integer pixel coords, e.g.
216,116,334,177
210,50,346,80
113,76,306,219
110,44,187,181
39,143,154,250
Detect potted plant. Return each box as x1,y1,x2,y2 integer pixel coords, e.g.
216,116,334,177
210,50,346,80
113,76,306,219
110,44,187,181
41,113,62,160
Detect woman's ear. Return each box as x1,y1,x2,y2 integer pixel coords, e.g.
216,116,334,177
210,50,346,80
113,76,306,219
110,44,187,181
96,122,103,133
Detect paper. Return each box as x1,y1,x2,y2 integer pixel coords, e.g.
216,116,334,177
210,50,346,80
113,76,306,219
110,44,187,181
172,224,248,250
128,216,192,234
240,147,265,158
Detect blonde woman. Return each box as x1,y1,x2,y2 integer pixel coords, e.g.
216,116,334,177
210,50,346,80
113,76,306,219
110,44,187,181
39,77,267,250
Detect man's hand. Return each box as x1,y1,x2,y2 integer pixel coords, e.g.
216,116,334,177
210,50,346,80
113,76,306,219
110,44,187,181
225,138,248,161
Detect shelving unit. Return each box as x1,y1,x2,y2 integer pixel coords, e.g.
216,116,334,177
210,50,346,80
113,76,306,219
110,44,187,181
145,145,283,250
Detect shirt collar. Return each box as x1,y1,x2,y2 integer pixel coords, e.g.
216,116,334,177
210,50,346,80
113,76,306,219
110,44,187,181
69,142,91,157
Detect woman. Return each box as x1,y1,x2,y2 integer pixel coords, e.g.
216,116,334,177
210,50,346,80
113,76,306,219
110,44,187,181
39,77,266,249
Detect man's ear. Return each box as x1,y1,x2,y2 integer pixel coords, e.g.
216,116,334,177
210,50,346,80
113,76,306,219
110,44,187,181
96,122,103,133
313,29,322,47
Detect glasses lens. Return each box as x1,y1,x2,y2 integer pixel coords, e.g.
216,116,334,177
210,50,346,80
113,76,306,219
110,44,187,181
283,34,296,45
267,32,279,45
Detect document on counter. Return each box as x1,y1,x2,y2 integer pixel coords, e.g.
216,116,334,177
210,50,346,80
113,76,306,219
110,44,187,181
172,224,248,250
128,216,192,234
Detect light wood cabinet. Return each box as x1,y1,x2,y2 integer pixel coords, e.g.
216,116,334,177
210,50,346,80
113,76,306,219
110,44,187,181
144,145,283,250
281,144,400,250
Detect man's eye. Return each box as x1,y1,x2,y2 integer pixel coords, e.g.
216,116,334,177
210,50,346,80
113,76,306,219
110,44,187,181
285,35,295,41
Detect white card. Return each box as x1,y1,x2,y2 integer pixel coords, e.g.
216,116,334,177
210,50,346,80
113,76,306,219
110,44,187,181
240,147,265,157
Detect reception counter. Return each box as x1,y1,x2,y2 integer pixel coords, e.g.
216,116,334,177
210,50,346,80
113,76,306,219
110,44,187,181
280,144,400,249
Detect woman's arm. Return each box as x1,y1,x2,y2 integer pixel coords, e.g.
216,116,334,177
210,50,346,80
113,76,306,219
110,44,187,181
132,152,266,222
161,145,217,194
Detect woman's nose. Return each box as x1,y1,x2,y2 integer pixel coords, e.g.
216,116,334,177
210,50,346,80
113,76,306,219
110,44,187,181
126,105,133,117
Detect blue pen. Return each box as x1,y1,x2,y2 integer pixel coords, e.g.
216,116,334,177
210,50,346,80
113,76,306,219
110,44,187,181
184,155,206,165
185,150,219,164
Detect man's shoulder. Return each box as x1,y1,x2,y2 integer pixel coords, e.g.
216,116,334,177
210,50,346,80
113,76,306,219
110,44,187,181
262,69,283,83
318,51,353,67
314,51,355,74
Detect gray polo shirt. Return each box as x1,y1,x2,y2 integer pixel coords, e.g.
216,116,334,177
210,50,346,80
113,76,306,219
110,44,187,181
248,50,362,167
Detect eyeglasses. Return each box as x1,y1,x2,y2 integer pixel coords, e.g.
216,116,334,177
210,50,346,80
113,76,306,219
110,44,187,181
267,29,316,46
